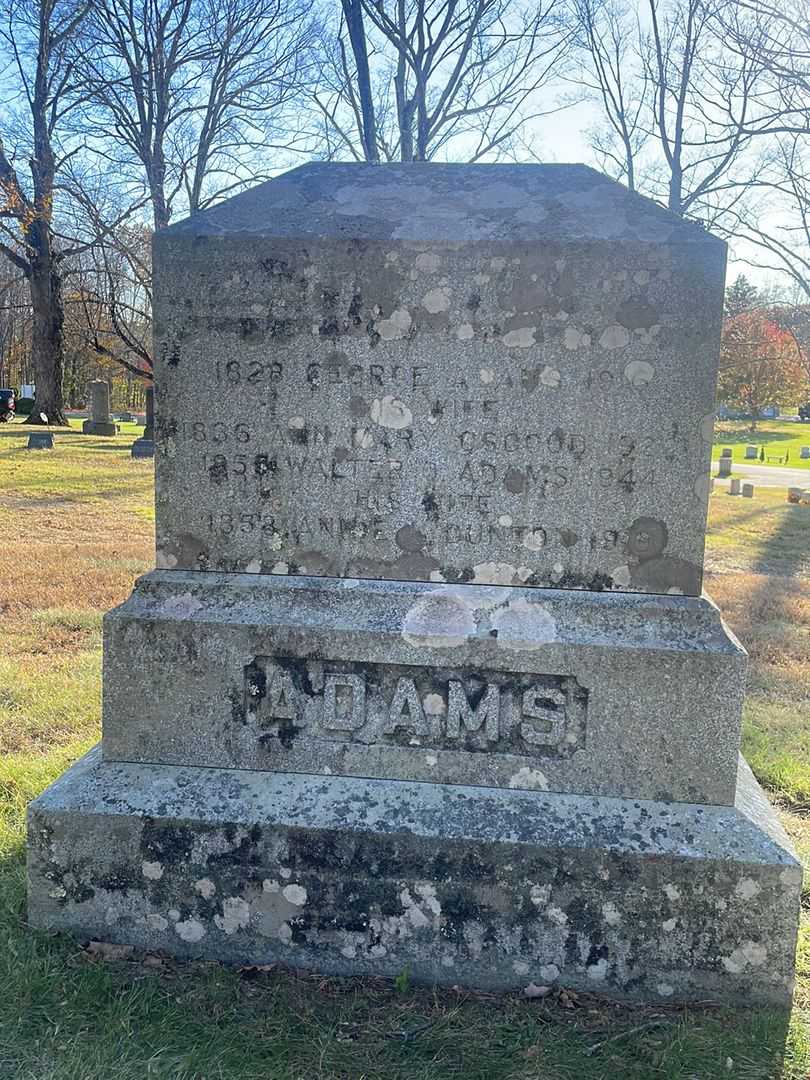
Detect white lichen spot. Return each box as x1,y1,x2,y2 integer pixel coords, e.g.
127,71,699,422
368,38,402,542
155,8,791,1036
563,325,591,350
156,549,179,569
613,561,635,587
141,861,164,881
539,964,560,982
277,922,293,945
662,917,677,933
282,884,308,906
245,558,262,573
370,395,413,430
175,919,206,943
422,286,451,313
529,884,551,907
403,590,476,648
498,514,513,527
522,528,547,552
587,958,608,981
490,257,507,271
624,359,655,387
425,754,438,766
323,766,332,775
599,324,631,350
415,251,441,273
602,902,621,927
479,367,495,384
513,961,530,975
146,913,169,931
502,327,536,349
271,561,289,575
780,866,803,888
376,307,412,341
539,365,561,388
667,586,684,595
491,597,557,650
456,323,475,340
262,879,280,894
341,943,357,959
48,886,67,899
279,867,292,880
633,269,651,285
429,569,446,582
664,884,681,902
168,908,180,921
472,561,517,585
423,693,445,716
509,767,549,791
214,896,250,935
546,906,568,926
735,878,762,901
441,954,455,967
194,878,216,900
657,983,675,997
160,593,202,618
287,415,305,430
722,941,767,973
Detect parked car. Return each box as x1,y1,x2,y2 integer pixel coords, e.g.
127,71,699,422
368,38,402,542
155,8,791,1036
0,388,15,422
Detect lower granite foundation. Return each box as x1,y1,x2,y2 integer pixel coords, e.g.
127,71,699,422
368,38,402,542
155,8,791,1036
27,747,801,1006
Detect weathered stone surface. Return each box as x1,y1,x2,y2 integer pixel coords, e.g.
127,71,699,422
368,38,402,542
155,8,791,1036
103,570,746,804
153,163,726,595
27,747,801,1006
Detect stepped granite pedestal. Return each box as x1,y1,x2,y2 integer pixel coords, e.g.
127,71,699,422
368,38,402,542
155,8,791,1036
27,163,801,1006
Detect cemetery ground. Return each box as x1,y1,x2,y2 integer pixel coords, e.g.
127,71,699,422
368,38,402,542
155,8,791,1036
0,422,808,1080
712,421,810,470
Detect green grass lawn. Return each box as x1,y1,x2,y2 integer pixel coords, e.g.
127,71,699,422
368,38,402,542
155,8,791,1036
712,420,810,469
0,420,808,1079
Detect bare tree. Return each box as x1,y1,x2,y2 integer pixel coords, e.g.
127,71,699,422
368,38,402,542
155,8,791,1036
79,0,316,231
316,0,573,163
572,0,648,190
0,0,89,424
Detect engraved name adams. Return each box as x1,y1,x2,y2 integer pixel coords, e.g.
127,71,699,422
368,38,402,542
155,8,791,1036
245,658,587,760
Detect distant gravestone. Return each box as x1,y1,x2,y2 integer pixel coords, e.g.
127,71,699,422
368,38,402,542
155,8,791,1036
131,387,155,459
729,478,741,495
718,456,732,477
721,446,733,457
27,163,801,1008
82,381,117,436
800,446,810,459
745,445,758,459
742,482,754,498
26,432,53,450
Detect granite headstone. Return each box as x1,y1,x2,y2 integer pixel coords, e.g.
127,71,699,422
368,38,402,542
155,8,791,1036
27,164,801,1008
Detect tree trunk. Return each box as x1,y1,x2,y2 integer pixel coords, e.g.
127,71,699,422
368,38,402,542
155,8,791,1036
25,242,67,425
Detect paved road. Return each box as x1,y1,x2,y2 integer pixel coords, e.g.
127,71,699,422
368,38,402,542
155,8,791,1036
711,461,809,488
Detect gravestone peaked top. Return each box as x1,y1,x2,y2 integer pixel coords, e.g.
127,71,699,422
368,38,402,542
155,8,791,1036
153,163,725,596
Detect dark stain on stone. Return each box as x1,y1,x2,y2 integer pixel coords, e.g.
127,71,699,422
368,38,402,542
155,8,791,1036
521,368,540,392
289,426,308,446
625,517,668,560
366,319,381,348
421,492,439,522
504,468,526,494
395,525,427,553
348,292,363,326
141,819,195,864
349,395,368,419
321,288,339,309
430,400,445,420
559,529,579,548
466,291,481,311
319,316,340,339
207,456,228,484
616,297,658,330
333,446,350,462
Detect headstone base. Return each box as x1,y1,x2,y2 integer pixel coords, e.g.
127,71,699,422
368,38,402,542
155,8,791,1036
27,746,800,1007
82,420,118,436
26,433,54,449
131,438,155,458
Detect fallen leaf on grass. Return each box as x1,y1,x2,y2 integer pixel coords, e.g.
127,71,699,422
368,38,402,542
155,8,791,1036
85,941,134,961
